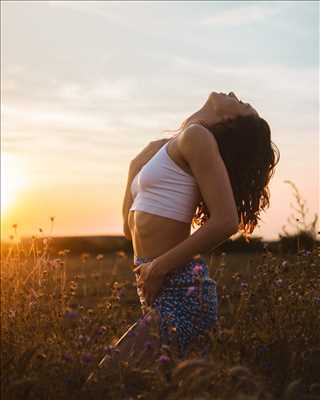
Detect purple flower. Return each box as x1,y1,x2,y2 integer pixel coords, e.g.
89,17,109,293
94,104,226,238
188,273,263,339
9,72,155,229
81,352,93,364
103,345,113,354
240,282,248,289
127,329,136,338
97,326,107,336
158,355,170,364
143,314,152,323
78,334,90,344
64,309,80,320
193,264,203,274
63,352,73,362
186,286,196,296
314,296,320,305
144,340,154,350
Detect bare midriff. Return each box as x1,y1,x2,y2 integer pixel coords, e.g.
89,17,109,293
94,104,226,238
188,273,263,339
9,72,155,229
128,210,191,259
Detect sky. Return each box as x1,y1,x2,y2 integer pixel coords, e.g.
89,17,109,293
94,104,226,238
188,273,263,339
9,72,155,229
1,0,319,241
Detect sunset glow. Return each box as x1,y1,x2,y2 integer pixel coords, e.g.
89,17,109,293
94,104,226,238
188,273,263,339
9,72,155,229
1,153,29,214
1,1,318,240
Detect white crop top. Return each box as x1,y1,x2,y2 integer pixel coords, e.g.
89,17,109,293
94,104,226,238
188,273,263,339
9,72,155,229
129,140,202,223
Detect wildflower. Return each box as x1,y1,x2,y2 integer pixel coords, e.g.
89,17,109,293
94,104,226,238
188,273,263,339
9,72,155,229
63,352,73,362
158,355,170,364
144,340,154,351
143,313,152,323
97,326,107,335
103,345,113,354
96,254,104,261
275,278,283,287
80,252,90,262
64,309,80,320
127,329,136,338
314,297,320,305
256,344,269,359
281,260,288,267
193,264,203,274
240,282,248,289
186,286,196,296
138,316,148,328
81,353,93,364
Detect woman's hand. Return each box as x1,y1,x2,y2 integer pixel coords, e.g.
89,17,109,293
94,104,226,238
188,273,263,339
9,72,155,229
133,260,166,306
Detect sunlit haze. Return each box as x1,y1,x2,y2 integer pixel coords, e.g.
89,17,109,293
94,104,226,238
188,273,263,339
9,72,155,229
1,1,319,241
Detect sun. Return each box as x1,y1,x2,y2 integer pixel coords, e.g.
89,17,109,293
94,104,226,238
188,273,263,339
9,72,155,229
1,152,29,214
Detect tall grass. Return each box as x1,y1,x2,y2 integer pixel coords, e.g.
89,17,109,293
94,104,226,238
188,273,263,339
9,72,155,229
1,184,319,400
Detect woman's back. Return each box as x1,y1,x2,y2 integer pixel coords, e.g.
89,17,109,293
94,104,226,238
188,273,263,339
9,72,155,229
128,136,197,258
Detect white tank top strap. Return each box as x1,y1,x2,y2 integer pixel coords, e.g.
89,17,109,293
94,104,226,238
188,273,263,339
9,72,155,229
129,137,201,224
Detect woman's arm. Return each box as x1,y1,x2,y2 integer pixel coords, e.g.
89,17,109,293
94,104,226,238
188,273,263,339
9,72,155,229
122,161,136,241
153,124,239,276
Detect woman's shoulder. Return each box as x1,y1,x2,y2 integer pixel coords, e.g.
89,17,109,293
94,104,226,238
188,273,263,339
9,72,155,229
131,138,170,169
178,123,219,151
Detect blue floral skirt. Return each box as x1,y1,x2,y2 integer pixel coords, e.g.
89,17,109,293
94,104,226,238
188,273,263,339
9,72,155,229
133,254,219,358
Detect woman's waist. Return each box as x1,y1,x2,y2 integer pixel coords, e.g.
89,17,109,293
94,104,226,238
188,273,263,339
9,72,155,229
134,254,213,284
129,211,191,256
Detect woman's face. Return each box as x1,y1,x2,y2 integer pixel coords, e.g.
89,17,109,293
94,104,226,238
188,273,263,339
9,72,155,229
209,91,259,120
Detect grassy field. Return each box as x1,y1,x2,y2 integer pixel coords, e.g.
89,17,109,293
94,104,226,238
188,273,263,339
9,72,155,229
1,236,319,400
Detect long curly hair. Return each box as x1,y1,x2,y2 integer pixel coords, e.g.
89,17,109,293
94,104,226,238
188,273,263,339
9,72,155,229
162,115,280,242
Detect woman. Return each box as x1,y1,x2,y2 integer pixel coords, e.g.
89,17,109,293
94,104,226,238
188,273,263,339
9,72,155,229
100,91,280,371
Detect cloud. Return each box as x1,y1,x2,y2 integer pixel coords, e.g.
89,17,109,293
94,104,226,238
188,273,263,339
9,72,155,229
3,56,317,143
201,2,289,27
47,1,160,35
57,78,135,102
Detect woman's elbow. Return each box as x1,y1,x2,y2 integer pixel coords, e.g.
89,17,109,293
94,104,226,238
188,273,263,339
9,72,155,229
210,217,239,238
224,219,239,237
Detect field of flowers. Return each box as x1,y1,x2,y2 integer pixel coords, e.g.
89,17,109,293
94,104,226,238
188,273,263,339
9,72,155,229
1,225,319,400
